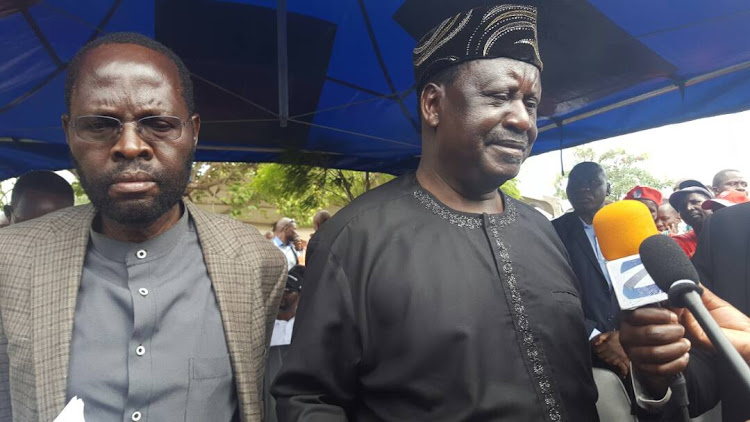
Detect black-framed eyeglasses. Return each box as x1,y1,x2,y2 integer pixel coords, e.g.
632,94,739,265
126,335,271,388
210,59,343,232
69,115,189,143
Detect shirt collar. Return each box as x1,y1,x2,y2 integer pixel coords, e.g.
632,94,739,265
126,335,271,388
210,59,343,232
273,236,288,247
578,216,594,230
89,205,190,264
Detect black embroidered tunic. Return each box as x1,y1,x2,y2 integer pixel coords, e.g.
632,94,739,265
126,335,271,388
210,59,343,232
272,173,599,421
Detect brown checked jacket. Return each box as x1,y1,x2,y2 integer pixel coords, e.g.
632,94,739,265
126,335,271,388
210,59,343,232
0,201,287,422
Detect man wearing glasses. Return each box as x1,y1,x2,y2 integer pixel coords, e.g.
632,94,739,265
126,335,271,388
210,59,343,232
0,32,287,422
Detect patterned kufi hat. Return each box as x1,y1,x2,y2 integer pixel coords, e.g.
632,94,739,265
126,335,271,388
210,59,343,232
413,4,543,87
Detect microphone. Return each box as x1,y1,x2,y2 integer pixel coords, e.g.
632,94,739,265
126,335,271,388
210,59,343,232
593,200,667,310
639,235,750,396
594,201,689,420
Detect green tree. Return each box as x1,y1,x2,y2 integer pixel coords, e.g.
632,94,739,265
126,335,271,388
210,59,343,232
186,162,258,217
250,163,394,224
554,147,671,200
500,178,521,199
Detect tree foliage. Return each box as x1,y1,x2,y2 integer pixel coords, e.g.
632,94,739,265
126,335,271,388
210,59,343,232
500,178,521,199
62,160,522,224
185,161,394,224
555,147,671,200
250,164,394,224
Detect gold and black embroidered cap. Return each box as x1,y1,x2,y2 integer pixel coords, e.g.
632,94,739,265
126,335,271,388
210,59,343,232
413,4,543,87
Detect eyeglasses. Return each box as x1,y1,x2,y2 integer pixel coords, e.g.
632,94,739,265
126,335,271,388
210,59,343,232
69,115,188,143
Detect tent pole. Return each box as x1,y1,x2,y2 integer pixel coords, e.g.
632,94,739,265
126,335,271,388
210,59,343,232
277,0,289,128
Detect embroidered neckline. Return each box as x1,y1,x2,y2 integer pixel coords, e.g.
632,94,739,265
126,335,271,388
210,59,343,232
412,188,516,229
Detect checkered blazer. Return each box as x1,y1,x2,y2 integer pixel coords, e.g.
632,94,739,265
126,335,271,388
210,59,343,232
0,201,287,422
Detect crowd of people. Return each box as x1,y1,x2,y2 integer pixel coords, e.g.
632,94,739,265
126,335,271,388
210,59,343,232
555,162,750,420
1,2,749,422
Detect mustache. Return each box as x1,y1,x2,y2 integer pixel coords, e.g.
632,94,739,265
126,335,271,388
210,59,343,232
486,133,530,149
101,162,159,184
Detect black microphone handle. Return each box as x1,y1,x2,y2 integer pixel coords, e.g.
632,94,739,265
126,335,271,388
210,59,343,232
681,289,750,395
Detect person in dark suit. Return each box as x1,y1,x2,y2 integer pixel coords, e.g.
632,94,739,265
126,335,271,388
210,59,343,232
553,162,629,377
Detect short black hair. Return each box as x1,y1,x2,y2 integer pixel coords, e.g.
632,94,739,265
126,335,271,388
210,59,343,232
569,162,607,180
64,32,194,114
416,62,467,121
11,171,74,206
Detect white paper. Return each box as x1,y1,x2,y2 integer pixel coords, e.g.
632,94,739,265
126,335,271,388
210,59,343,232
607,254,668,310
54,396,85,422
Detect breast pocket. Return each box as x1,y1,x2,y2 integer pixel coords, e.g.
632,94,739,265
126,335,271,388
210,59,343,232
185,355,237,422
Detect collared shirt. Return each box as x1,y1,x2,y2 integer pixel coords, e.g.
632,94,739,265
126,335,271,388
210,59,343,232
273,236,298,270
67,208,238,422
270,317,295,347
580,217,613,339
579,217,612,286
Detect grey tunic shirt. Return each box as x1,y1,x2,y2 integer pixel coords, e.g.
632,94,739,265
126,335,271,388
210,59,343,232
66,209,238,422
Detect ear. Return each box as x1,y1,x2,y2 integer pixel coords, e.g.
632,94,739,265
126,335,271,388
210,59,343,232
190,113,201,147
2,205,11,221
61,115,71,145
419,83,443,129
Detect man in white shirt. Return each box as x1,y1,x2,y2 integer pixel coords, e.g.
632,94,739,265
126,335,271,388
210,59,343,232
272,217,300,269
265,265,305,422
270,265,304,346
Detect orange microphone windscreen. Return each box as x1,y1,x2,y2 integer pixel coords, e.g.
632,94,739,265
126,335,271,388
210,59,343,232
593,200,659,261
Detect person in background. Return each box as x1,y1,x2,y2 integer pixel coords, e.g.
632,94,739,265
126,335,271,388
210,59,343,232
624,185,662,223
3,170,74,225
264,265,305,422
655,203,681,235
270,265,305,347
306,210,331,263
668,181,713,258
553,162,628,377
273,217,300,269
313,210,331,231
701,189,749,212
712,169,747,197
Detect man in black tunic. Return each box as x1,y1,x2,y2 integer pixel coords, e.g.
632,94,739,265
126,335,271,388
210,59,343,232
272,4,599,421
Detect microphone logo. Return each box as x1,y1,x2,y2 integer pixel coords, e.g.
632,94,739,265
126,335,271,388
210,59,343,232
607,254,668,310
620,258,664,299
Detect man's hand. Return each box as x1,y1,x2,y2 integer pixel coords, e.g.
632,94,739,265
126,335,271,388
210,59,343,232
680,287,750,363
620,308,691,396
592,331,630,377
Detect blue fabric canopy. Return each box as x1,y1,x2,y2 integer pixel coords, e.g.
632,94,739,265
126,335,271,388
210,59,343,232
1,0,748,179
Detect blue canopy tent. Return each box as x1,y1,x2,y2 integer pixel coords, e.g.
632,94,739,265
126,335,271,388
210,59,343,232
1,0,748,180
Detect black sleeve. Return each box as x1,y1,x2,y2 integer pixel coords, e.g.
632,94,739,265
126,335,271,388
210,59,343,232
271,242,361,421
691,218,714,290
684,349,720,418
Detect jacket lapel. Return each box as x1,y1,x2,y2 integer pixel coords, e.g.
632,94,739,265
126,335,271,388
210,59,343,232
187,202,265,420
32,205,95,422
569,214,607,279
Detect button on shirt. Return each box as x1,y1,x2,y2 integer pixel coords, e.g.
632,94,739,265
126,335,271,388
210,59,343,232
66,209,238,421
